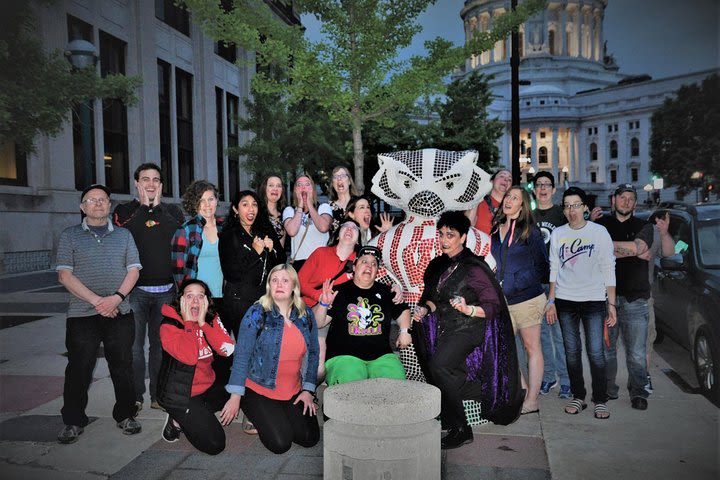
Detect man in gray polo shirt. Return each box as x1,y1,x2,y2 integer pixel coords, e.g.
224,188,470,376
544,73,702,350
56,184,143,444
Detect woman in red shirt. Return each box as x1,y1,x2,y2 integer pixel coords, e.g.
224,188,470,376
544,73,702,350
156,279,235,455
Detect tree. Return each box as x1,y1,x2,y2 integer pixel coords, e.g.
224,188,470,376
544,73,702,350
182,0,546,193
650,74,720,194
0,2,140,154
435,71,503,170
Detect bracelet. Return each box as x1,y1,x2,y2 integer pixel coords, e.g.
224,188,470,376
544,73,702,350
399,327,412,334
547,298,555,305
318,300,331,308
114,291,126,301
607,303,616,307
469,306,475,317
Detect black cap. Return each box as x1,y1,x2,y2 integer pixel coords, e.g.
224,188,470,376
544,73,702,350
533,170,555,188
80,184,111,202
613,183,637,197
356,245,382,266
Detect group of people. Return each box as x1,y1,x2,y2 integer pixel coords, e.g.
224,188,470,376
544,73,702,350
468,168,674,430
55,159,673,456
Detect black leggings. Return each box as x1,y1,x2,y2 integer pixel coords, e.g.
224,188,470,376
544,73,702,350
167,382,227,455
242,388,320,454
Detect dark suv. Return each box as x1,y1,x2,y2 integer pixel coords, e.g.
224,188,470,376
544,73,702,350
650,202,720,402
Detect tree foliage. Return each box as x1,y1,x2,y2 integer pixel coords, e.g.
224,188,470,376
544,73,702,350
182,0,546,192
650,74,720,194
434,71,503,170
0,2,141,153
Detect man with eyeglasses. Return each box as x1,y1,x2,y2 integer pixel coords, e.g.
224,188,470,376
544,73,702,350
531,171,571,399
113,163,184,412
596,184,654,411
56,184,142,444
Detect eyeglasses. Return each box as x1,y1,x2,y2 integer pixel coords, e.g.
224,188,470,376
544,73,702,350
82,198,109,205
563,203,585,210
184,293,206,301
333,173,349,180
340,222,359,231
535,182,553,189
296,182,312,188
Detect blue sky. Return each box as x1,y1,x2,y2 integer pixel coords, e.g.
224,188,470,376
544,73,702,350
302,0,719,79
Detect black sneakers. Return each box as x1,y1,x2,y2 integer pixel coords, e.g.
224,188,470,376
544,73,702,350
58,425,84,444
631,397,648,410
162,414,181,443
441,426,474,450
117,417,142,435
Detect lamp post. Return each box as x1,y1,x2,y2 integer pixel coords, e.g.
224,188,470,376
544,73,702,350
691,171,704,203
561,166,569,186
643,183,653,206
65,39,98,189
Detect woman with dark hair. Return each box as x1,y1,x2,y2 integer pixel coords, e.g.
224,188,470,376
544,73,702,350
413,211,522,450
490,186,549,415
258,175,287,247
343,196,393,246
282,175,333,271
156,279,235,455
219,190,286,341
220,264,320,454
171,180,224,303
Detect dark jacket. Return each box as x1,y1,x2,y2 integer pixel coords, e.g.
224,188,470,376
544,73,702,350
491,223,549,305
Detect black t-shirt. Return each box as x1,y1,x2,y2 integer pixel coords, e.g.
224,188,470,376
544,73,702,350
325,281,409,361
596,214,654,300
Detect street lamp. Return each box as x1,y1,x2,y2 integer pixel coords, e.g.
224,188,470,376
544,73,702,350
561,166,569,185
65,39,98,190
643,183,653,206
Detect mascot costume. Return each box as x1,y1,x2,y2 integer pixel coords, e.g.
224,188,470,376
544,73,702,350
369,148,522,425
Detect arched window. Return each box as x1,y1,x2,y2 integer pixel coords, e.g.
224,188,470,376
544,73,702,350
539,146,548,164
610,140,618,159
548,30,556,55
631,137,639,157
589,142,597,161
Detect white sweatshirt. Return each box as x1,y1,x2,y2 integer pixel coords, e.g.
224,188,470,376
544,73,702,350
549,221,616,302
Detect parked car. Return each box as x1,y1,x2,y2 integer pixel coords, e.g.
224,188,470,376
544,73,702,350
650,202,720,403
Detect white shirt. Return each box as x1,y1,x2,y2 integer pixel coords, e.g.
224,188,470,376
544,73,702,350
283,203,333,261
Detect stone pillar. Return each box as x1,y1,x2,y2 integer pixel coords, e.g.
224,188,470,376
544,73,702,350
323,378,441,480
560,7,567,55
531,129,538,171
551,127,559,181
568,128,576,182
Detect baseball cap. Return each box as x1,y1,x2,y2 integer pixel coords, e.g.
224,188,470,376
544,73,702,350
613,183,637,196
80,184,111,202
355,245,382,266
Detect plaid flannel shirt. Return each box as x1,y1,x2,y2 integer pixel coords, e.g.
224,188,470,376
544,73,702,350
171,214,224,287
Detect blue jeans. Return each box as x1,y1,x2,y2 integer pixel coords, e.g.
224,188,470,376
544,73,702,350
129,287,176,403
556,299,608,404
605,296,649,400
541,285,569,385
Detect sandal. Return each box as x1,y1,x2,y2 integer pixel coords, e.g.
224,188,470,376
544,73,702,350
564,398,588,415
594,403,610,419
242,414,258,435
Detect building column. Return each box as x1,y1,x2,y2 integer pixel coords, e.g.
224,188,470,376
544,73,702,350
530,129,538,171
569,128,577,182
560,7,567,55
551,127,559,181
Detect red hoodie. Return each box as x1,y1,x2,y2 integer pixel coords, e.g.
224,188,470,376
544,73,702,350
160,304,235,397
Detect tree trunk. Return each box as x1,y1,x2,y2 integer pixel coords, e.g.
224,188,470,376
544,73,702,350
352,116,365,194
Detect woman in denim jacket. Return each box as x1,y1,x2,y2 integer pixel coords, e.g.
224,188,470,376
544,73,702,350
220,264,320,454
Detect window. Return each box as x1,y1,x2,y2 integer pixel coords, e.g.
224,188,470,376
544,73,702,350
631,168,638,182
610,169,617,183
0,141,28,186
540,100,545,105
594,127,598,135
155,0,190,36
590,171,597,183
157,60,173,196
540,131,546,139
68,16,96,190
609,140,618,159
608,125,612,133
226,93,240,196
538,146,548,164
631,137,639,157
548,30,555,55
589,142,597,161
215,41,237,63
587,127,593,136
628,120,635,130
100,31,129,193
176,68,194,194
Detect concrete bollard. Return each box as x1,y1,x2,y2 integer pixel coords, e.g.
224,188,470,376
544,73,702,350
323,378,441,480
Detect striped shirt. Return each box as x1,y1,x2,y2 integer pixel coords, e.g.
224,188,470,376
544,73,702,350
56,218,142,318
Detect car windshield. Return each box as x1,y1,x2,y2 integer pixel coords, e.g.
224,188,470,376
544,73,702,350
697,220,720,268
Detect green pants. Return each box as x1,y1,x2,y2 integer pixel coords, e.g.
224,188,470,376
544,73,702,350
325,353,406,385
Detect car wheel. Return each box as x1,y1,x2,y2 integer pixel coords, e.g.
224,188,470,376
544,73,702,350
694,325,719,403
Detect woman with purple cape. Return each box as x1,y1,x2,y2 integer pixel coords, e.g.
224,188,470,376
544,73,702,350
412,211,523,450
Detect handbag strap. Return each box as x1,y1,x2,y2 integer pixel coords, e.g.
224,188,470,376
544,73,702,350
290,221,311,263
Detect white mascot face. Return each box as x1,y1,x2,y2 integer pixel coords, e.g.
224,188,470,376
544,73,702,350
371,149,492,218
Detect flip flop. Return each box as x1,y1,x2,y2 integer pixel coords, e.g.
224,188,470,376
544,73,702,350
521,407,539,415
594,403,610,419
564,398,588,414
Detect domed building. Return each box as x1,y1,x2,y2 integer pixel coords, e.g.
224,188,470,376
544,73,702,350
456,0,717,205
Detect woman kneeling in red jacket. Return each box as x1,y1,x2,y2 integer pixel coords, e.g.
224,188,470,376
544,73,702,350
156,279,235,454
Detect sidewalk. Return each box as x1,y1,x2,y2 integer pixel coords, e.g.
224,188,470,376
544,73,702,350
1,271,717,479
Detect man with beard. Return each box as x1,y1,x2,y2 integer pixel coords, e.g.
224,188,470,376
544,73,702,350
114,163,184,411
596,184,654,411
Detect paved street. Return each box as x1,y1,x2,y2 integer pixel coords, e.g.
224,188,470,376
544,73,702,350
0,270,717,479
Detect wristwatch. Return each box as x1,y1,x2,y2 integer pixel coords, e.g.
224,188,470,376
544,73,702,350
399,327,412,334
